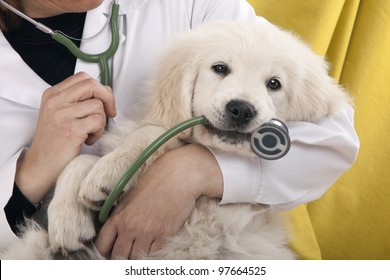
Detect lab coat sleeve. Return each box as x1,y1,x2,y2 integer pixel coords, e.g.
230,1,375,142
0,150,24,248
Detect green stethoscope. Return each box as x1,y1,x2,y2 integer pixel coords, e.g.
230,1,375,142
0,0,120,86
1,0,291,224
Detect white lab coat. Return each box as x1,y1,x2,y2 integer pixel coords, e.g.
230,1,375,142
0,0,359,251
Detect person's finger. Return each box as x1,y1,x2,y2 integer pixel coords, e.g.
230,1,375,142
110,235,135,260
94,219,118,259
149,239,164,255
46,72,116,118
53,98,106,126
83,116,106,145
44,72,92,93
64,79,116,118
60,113,105,146
129,236,155,260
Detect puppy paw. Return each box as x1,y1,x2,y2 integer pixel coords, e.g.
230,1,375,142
79,125,172,210
48,197,96,256
78,152,133,211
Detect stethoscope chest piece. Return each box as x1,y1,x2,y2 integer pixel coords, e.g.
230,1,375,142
250,119,291,160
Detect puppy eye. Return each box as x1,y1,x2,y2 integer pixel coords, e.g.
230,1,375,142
211,63,230,76
266,78,282,91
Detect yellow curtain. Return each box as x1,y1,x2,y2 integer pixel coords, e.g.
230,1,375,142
248,0,390,259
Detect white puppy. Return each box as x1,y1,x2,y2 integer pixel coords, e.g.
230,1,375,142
0,21,350,260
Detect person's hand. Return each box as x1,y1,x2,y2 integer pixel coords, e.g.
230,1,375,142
15,72,116,204
95,144,223,259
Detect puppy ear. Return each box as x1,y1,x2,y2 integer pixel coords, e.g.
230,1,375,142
146,38,198,139
286,52,352,122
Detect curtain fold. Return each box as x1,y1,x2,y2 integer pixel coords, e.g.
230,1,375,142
326,0,360,80
248,0,390,259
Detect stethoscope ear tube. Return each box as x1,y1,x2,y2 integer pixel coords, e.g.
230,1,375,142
0,0,120,87
250,119,291,160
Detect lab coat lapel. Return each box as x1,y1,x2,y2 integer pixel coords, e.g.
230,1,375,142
0,32,48,108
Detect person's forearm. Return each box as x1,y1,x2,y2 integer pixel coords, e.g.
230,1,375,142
179,143,224,198
14,148,57,204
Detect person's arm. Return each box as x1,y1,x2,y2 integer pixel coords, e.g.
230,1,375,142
0,72,116,251
95,144,223,259
14,72,116,204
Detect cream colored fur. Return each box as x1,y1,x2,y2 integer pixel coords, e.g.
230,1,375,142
0,21,350,260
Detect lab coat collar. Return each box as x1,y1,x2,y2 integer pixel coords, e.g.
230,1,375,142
0,32,48,108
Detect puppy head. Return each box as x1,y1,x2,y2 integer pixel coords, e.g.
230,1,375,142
148,21,351,155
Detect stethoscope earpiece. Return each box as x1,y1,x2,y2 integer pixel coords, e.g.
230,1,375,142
250,119,291,160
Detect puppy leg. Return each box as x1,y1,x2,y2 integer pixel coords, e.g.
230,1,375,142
79,125,180,210
48,154,99,255
0,219,51,260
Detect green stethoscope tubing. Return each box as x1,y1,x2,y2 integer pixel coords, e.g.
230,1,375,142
98,116,208,223
51,2,120,86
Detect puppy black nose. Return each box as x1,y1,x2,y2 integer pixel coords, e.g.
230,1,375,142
226,100,256,126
